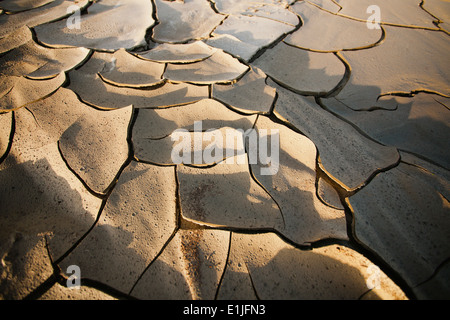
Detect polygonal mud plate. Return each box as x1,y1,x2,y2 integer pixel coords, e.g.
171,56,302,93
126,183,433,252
152,0,225,43
209,14,294,60
34,0,154,50
0,38,90,79
253,41,346,96
0,73,66,112
324,93,450,169
131,229,230,300
326,26,450,111
286,1,383,51
0,0,54,13
58,161,178,295
0,105,103,297
213,67,276,114
164,50,249,84
178,155,284,230
348,163,450,294
67,51,209,109
136,41,217,63
335,0,437,28
0,0,90,38
218,233,407,300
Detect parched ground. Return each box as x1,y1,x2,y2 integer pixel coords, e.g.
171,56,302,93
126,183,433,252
0,0,449,300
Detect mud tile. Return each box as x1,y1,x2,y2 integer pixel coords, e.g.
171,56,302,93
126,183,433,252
0,0,54,13
136,41,217,63
18,87,132,195
34,0,154,50
0,103,103,265
251,116,348,245
67,52,208,109
133,99,257,139
58,101,133,195
253,41,346,95
213,67,276,114
207,14,295,61
59,161,178,294
0,25,33,54
133,99,257,164
0,0,89,38
153,0,225,43
229,233,407,299
131,229,230,300
271,79,399,191
178,155,284,229
286,1,382,51
348,163,450,291
98,49,165,88
0,38,90,79
164,50,249,84
0,73,66,112
328,26,450,110
324,93,450,169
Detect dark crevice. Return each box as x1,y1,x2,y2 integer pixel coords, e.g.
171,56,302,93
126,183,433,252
0,111,15,165
214,231,233,300
244,262,261,300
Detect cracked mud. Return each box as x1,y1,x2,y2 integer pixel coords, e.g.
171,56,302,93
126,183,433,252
0,0,449,300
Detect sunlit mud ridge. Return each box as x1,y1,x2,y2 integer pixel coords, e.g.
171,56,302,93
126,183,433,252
0,0,449,300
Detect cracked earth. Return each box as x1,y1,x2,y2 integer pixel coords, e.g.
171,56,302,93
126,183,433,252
0,0,449,300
